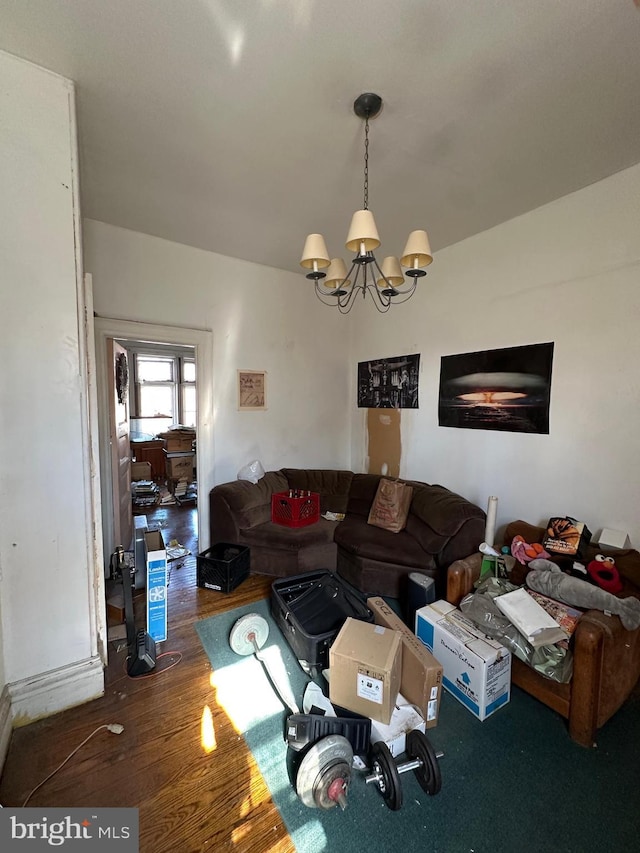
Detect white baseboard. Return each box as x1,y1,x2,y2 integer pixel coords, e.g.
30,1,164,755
0,683,12,775
8,656,105,728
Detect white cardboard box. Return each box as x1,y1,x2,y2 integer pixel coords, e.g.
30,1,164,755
598,528,631,550
369,693,426,758
415,600,511,721
145,530,167,643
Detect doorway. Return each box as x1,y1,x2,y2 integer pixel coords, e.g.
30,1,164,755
94,318,214,578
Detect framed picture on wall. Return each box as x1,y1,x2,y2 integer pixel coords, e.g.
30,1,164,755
438,342,554,434
357,353,420,409
238,369,267,411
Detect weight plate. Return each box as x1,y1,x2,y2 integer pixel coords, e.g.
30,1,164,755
406,729,442,796
229,613,269,656
371,740,403,811
296,735,353,809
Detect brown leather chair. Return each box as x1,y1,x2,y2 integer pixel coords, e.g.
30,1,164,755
447,520,640,747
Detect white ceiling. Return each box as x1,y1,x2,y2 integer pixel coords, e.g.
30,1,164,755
2,1,640,275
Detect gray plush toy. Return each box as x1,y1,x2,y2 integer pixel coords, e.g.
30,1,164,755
526,558,640,631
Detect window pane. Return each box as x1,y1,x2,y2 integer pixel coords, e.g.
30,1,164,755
139,385,174,418
137,356,174,382
181,385,197,427
182,360,196,383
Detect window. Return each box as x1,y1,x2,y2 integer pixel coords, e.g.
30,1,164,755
128,349,197,435
136,355,175,418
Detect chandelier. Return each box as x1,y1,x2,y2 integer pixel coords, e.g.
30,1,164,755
300,93,433,314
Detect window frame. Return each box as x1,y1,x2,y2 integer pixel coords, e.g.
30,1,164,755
124,343,197,427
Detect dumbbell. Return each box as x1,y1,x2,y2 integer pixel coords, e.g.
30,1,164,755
365,729,443,811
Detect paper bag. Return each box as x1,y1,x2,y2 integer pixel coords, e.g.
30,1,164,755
367,478,413,533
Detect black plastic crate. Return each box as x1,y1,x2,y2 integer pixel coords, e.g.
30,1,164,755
197,543,250,593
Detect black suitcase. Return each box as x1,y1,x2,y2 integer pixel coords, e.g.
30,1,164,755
270,570,374,676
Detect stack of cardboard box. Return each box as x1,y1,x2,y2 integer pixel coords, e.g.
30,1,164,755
159,427,196,486
326,596,512,757
328,599,444,755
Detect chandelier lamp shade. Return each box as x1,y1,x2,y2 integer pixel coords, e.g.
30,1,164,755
300,93,433,314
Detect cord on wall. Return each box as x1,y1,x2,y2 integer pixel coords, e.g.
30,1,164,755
21,723,124,807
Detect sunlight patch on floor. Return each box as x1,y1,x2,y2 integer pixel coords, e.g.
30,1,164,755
200,704,217,753
209,648,287,733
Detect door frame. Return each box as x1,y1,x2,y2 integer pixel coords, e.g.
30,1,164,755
94,317,214,575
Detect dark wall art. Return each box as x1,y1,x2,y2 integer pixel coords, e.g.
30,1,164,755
438,342,554,434
358,354,420,409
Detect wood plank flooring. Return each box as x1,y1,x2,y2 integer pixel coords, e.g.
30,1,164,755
0,504,295,853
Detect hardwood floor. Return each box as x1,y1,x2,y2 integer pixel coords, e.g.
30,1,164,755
0,504,294,853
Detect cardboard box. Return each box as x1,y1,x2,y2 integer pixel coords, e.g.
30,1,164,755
367,597,442,728
369,693,426,758
415,600,511,721
329,617,402,725
159,430,195,453
598,528,631,550
164,437,194,452
145,530,167,643
165,452,194,481
131,460,152,481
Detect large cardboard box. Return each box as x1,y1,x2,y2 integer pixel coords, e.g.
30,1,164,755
164,436,194,452
131,460,152,481
159,430,195,453
329,617,402,725
145,530,167,643
415,600,511,721
165,451,194,481
367,597,442,728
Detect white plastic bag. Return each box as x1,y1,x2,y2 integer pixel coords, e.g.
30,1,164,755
237,459,265,484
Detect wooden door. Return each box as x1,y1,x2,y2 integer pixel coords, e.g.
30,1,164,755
107,339,133,551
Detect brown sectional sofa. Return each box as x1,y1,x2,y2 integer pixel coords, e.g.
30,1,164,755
209,468,485,598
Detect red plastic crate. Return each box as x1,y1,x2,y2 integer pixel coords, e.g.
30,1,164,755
271,491,320,527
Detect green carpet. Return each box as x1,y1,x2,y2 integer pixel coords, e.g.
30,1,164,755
195,599,639,853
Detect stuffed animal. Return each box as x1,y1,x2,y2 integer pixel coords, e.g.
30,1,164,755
526,558,640,631
586,554,623,594
511,534,550,565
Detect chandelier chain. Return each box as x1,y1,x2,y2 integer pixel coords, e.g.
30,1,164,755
363,115,369,210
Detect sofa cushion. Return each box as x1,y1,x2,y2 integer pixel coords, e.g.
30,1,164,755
241,518,338,550
282,468,354,513
335,516,430,568
406,483,486,554
221,470,288,529
346,473,384,517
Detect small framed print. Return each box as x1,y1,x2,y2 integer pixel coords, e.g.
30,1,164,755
238,370,267,411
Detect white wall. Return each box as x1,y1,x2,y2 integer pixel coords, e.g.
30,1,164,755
0,51,104,726
83,220,353,491
350,164,640,546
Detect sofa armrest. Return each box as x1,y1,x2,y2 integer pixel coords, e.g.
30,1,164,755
446,552,482,606
209,471,288,546
569,609,640,746
209,487,241,545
